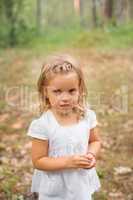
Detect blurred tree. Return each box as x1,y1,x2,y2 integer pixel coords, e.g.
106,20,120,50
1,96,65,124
79,0,85,26
103,0,114,21
128,0,133,20
91,0,98,27
74,0,80,15
114,0,128,25
73,0,85,26
0,0,23,46
1,0,133,47
36,0,46,34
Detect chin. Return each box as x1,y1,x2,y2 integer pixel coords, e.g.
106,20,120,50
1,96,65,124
58,108,72,116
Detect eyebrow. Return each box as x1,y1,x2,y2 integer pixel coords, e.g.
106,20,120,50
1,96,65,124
69,88,77,91
52,88,77,91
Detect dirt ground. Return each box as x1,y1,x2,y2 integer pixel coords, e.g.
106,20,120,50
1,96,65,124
0,48,133,200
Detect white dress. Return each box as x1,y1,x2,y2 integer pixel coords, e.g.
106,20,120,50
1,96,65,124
27,109,101,200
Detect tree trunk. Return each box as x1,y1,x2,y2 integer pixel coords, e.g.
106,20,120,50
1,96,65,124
91,0,97,27
79,0,85,26
73,0,85,26
4,0,17,46
74,0,80,15
104,0,113,20
128,0,133,20
114,0,128,25
36,0,46,34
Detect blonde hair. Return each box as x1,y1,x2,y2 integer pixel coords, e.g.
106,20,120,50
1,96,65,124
37,54,88,118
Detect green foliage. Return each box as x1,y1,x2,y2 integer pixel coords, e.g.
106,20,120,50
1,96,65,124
0,0,133,49
97,169,105,179
23,23,133,51
30,24,133,51
19,24,83,52
0,0,35,47
74,24,133,50
11,195,24,200
0,166,19,199
93,191,108,200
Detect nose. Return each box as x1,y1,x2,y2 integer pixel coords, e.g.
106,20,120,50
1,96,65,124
60,92,70,102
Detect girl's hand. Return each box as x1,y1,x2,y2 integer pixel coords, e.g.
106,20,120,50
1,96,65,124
84,152,96,169
66,154,95,169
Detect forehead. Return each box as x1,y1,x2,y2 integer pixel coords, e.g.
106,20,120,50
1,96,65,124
48,72,79,89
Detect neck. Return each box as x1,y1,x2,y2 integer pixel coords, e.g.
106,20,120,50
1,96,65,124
51,108,79,126
52,108,74,118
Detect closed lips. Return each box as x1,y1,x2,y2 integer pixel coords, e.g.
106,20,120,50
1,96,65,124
60,104,70,107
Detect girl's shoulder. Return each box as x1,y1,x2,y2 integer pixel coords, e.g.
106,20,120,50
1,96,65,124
85,107,97,117
27,110,51,140
84,107,98,129
29,110,51,127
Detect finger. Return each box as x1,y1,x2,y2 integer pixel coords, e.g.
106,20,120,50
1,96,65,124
88,160,96,168
83,165,92,169
78,161,92,167
84,154,93,159
80,159,96,169
78,158,90,163
82,162,95,169
79,157,92,163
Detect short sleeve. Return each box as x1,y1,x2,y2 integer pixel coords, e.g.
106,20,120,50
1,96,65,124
27,118,49,140
86,109,98,129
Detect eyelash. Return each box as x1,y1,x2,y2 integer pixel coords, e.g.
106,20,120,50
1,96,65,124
69,89,76,93
53,89,77,94
53,90,61,94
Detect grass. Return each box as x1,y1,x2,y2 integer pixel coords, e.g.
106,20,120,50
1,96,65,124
10,23,133,52
1,23,132,53
0,166,20,199
73,24,133,50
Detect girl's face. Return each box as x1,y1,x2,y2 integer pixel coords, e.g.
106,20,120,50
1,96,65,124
45,72,80,115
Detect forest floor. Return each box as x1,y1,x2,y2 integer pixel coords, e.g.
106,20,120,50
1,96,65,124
0,48,133,200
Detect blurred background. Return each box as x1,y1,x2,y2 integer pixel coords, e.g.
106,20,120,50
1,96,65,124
0,0,133,199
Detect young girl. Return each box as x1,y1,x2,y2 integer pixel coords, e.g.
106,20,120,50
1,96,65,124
27,54,101,200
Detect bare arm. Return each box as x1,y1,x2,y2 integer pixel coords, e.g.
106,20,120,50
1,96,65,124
88,126,102,159
31,138,69,171
31,138,92,171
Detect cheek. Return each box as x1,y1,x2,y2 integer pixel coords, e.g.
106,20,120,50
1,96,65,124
72,93,80,102
49,95,59,106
